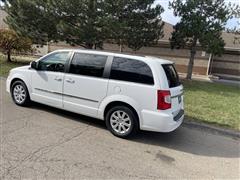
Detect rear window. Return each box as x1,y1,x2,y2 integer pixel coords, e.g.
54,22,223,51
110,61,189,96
162,64,180,88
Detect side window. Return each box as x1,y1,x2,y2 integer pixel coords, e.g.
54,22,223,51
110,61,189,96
69,53,107,78
110,57,154,85
38,52,70,72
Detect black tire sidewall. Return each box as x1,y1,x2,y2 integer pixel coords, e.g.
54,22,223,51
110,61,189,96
11,81,30,106
106,106,138,138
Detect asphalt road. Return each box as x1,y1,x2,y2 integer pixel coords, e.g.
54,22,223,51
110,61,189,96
0,78,239,179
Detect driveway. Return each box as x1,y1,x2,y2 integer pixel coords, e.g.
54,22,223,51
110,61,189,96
0,78,239,179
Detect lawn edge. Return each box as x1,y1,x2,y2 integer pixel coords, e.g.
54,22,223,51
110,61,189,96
183,120,240,139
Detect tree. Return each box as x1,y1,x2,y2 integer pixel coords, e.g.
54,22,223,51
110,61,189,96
103,0,164,52
0,29,32,62
2,0,164,51
52,0,106,49
169,0,231,80
125,2,164,52
2,0,107,49
2,0,58,45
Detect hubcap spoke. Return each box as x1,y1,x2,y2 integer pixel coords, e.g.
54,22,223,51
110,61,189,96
122,122,130,127
111,119,117,122
118,125,121,132
123,117,130,122
117,111,121,118
112,123,118,128
112,114,119,120
121,125,127,131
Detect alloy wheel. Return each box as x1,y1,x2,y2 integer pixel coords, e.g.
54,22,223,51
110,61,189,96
13,84,26,104
110,110,132,134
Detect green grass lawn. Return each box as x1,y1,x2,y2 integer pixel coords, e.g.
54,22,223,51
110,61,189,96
0,54,37,77
183,80,240,130
0,54,239,130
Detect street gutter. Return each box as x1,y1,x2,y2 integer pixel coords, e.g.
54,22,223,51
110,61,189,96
184,120,240,139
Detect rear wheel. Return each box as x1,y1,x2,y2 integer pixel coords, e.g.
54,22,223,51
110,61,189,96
105,106,138,138
11,80,31,106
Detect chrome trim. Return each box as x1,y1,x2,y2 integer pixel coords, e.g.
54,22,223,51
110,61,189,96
35,88,62,95
34,88,98,103
64,93,98,103
171,92,183,99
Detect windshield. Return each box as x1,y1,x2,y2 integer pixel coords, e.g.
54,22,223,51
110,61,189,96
162,64,181,88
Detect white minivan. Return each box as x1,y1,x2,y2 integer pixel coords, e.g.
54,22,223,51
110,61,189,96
6,49,184,138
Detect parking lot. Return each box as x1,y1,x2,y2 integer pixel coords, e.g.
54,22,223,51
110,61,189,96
0,78,239,179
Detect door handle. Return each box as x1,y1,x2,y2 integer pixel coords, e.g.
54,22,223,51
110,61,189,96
54,77,62,82
66,79,75,83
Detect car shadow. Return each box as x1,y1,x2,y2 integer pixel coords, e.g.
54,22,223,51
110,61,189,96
131,128,239,158
29,102,240,159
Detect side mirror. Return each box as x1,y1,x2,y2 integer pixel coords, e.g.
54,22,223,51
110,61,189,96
30,61,38,70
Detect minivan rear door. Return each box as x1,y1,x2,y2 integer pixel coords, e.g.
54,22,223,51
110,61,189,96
162,64,184,117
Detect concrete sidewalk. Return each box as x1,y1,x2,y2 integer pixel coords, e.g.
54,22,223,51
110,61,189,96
179,73,240,87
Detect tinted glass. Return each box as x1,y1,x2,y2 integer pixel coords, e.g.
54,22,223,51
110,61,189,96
38,52,70,72
110,57,154,85
69,53,107,78
162,64,181,88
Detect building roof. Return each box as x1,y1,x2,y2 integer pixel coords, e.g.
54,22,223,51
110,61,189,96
221,32,240,49
160,21,240,50
161,22,174,42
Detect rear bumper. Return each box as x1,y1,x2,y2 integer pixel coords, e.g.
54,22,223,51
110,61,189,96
140,109,184,132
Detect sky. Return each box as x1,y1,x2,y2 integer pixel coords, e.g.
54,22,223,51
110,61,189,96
155,0,240,29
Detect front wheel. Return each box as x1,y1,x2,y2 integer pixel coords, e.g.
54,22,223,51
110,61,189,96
105,106,138,138
11,80,31,106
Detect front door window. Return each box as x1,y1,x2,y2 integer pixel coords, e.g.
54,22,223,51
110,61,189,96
38,52,71,72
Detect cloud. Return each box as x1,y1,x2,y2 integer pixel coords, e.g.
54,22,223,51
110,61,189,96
155,0,179,25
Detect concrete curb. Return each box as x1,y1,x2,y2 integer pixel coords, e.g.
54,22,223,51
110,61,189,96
179,74,240,87
183,120,240,139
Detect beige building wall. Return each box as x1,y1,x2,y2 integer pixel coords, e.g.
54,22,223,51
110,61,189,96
211,51,240,76
103,43,210,75
0,9,8,29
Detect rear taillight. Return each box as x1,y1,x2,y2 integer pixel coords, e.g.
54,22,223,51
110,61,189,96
157,90,171,110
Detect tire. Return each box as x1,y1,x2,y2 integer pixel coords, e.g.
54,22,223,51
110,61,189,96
11,80,31,106
105,106,139,138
